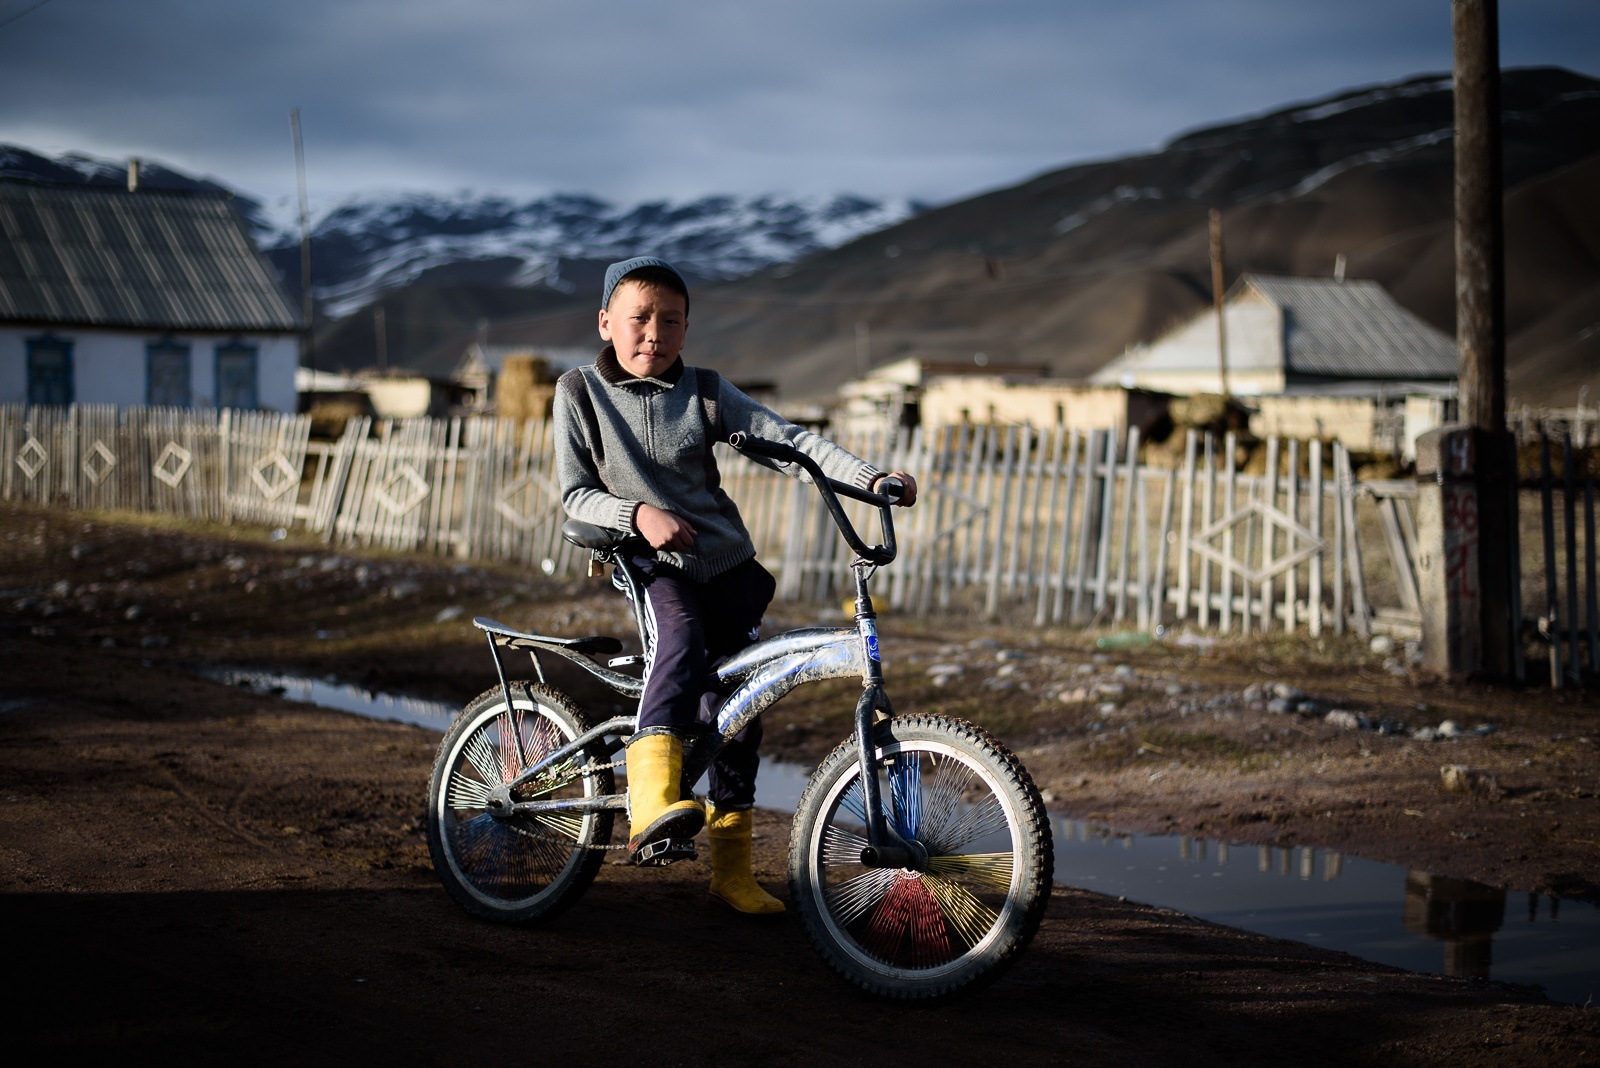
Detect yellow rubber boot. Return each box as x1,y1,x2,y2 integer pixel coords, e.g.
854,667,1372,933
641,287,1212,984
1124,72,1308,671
625,734,705,861
707,805,785,915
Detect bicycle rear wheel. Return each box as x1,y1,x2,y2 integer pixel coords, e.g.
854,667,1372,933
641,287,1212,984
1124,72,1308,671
426,683,614,924
789,715,1052,1000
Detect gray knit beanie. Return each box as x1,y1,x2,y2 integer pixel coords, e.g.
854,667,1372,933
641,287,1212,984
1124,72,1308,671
600,256,689,311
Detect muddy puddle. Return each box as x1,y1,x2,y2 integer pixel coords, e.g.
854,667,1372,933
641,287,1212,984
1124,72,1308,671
210,666,1599,1006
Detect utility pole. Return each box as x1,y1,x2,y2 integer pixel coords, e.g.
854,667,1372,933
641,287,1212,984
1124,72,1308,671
1452,0,1517,680
1454,0,1505,432
375,305,388,372
1208,208,1230,399
1418,0,1518,681
289,108,316,392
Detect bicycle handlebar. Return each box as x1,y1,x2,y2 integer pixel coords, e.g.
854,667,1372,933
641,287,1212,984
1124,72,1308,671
727,432,898,566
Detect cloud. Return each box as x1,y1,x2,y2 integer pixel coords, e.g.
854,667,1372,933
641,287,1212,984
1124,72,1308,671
0,0,1593,207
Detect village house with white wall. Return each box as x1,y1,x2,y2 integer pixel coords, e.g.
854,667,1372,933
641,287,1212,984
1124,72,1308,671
830,275,1460,459
1091,274,1458,455
0,177,301,411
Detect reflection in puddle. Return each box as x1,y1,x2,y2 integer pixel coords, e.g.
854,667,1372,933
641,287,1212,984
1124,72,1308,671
210,666,1598,1006
206,668,458,731
1054,818,1596,1006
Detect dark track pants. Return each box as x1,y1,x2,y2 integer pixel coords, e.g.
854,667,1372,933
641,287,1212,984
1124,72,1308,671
634,555,777,809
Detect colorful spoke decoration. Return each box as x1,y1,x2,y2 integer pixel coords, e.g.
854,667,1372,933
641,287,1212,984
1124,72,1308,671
817,742,1019,973
861,873,954,968
442,703,598,902
887,755,923,838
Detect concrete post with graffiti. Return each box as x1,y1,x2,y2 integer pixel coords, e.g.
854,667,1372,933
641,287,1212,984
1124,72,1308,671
1415,425,1519,677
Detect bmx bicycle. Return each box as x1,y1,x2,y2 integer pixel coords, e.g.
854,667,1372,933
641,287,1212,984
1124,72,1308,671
425,433,1053,999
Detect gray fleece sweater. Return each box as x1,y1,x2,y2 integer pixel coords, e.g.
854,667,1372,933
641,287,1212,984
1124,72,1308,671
554,347,881,582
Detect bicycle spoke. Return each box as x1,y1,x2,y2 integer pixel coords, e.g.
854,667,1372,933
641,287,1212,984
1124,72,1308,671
451,813,510,885
464,729,506,785
837,775,868,824
862,875,954,968
447,770,492,810
526,812,584,842
825,867,898,926
523,715,559,764
921,872,1000,949
916,754,975,848
821,825,869,867
888,756,923,838
923,794,1009,855
498,711,522,778
926,851,1014,891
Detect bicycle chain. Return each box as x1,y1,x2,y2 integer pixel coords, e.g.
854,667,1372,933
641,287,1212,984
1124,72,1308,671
508,757,632,851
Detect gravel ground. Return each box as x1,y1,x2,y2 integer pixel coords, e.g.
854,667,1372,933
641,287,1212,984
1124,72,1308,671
2,504,1597,1061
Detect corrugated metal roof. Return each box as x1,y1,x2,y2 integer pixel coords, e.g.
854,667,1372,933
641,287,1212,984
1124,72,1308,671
1246,275,1456,379
0,182,300,332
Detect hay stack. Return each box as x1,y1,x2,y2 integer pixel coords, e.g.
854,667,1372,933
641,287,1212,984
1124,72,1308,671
496,356,556,423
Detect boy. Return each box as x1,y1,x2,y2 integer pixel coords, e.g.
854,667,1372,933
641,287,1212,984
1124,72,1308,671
554,257,917,914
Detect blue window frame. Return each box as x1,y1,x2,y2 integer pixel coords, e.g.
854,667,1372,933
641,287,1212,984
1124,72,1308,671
215,340,259,410
146,339,192,407
26,335,74,406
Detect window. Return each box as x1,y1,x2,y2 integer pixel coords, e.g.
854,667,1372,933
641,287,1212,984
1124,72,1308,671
147,339,192,407
215,340,259,410
26,336,73,406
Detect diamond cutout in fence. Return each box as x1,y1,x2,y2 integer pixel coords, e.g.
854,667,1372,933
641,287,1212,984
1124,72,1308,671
494,470,560,530
250,452,298,501
1188,499,1326,585
153,442,194,488
375,463,430,517
16,437,47,480
82,440,118,485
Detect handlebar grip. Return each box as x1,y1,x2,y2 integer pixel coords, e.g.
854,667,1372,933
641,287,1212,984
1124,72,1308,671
876,475,905,504
727,432,799,463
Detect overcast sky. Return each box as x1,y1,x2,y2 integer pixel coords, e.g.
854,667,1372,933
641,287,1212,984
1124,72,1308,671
1,0,1595,216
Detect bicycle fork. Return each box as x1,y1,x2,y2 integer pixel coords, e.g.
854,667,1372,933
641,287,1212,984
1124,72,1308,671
849,563,925,872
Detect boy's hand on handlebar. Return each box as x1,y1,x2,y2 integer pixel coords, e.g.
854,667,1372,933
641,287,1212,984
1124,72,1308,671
873,472,918,507
635,503,697,550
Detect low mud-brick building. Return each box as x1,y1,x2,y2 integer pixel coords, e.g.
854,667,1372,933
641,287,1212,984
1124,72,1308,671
0,178,301,410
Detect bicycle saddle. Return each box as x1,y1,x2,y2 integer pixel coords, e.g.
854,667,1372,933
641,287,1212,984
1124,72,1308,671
561,520,629,552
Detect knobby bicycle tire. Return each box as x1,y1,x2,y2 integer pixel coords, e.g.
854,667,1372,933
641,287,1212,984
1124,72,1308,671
426,683,613,924
788,714,1052,1000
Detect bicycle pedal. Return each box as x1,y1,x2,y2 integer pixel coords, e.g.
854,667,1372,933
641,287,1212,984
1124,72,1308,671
631,837,698,867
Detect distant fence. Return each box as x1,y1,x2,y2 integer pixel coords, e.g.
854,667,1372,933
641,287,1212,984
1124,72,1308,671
2,404,1432,641
8,403,1587,679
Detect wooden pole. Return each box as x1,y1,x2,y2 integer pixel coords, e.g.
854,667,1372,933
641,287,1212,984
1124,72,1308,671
289,108,315,392
1453,0,1504,432
1176,429,1197,622
1309,438,1324,636
1209,208,1231,400
1453,0,1518,679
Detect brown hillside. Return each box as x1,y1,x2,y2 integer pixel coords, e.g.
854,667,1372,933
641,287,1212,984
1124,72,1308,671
349,69,1600,406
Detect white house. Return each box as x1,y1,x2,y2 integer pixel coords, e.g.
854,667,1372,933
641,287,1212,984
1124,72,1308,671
0,180,301,410
1091,274,1458,397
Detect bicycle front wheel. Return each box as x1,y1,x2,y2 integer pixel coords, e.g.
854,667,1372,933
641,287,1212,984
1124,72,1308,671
426,683,614,924
789,715,1052,1000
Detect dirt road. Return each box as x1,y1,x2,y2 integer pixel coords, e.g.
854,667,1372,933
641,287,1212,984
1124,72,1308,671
2,506,1597,1062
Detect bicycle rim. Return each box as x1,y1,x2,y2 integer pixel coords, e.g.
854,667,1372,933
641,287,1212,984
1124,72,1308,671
434,693,606,913
796,725,1043,991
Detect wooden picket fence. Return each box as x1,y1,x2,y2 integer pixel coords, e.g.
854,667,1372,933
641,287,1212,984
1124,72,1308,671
1527,428,1599,688
720,423,1415,638
3,404,1429,639
0,404,313,526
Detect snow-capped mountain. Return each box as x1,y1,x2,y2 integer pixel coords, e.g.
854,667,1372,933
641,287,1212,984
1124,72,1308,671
268,191,916,316
0,144,915,318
